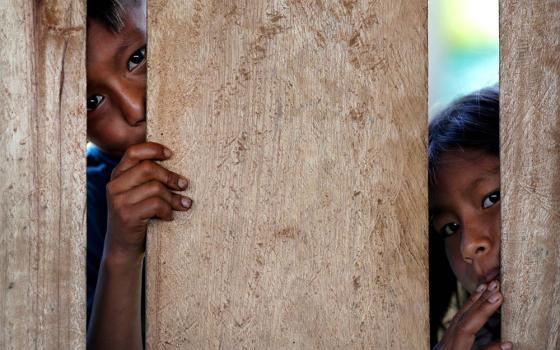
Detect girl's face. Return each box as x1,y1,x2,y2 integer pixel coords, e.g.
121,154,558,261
431,150,501,293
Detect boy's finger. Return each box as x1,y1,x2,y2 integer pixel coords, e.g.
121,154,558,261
108,160,189,194
112,142,172,179
121,180,192,210
132,197,175,221
481,341,513,350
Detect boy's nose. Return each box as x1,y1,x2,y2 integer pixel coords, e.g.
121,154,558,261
114,81,146,126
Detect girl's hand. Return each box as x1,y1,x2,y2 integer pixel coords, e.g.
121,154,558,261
434,280,512,350
104,142,192,263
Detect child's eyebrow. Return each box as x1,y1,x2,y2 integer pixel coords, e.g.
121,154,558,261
464,166,500,195
117,39,135,53
116,32,144,53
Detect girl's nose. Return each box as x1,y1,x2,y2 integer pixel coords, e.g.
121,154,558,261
461,225,493,263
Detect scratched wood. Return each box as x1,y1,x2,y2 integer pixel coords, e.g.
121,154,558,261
0,1,86,349
147,1,428,348
500,1,560,349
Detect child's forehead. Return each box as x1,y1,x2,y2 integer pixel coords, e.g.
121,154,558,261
438,150,499,171
432,150,499,193
123,0,147,30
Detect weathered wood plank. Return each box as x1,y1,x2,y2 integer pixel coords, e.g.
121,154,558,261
500,0,560,349
0,1,86,349
147,1,428,348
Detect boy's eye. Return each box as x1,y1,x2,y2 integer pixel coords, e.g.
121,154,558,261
87,95,104,112
482,190,500,209
128,47,146,71
440,222,460,237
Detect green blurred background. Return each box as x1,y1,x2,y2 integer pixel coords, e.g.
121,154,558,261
429,0,499,117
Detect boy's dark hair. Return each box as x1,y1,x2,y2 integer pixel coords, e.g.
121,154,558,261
427,85,500,347
87,0,140,32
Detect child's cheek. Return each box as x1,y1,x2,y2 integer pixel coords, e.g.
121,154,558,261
444,236,472,288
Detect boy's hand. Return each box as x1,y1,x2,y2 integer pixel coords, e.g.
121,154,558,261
104,142,192,262
435,280,512,350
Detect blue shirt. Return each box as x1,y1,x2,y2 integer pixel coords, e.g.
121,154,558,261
86,144,121,326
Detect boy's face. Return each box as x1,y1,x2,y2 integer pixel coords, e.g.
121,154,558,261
86,2,147,156
431,150,501,293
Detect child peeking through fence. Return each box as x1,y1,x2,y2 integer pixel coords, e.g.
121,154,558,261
429,86,513,350
86,0,191,348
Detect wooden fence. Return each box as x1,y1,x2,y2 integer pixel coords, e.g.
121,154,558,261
145,1,428,348
0,1,86,349
500,1,560,349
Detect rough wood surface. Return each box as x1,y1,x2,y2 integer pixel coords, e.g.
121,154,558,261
147,1,428,348
500,0,560,349
0,1,86,349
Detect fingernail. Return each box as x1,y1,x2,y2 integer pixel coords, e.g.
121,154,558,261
476,284,487,293
501,342,512,350
489,294,501,303
163,148,172,158
181,197,192,208
178,177,188,189
489,280,498,291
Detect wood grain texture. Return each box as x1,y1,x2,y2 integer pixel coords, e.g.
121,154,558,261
0,1,86,349
147,1,427,348
500,0,560,349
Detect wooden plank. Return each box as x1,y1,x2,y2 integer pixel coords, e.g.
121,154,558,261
0,1,86,349
147,1,428,348
500,0,560,349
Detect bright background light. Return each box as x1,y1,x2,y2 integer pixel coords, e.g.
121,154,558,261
429,0,499,117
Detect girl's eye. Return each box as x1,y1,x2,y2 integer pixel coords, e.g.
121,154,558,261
87,95,104,112
482,190,501,209
127,46,146,71
440,222,460,237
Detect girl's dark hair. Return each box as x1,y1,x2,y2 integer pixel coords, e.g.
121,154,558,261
428,85,499,347
429,85,500,185
87,0,140,32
